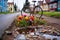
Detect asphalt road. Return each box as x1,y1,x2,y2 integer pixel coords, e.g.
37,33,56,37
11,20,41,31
0,12,21,38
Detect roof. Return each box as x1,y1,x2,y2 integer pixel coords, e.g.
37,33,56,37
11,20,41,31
45,0,50,3
8,2,14,4
38,0,48,5
38,1,43,5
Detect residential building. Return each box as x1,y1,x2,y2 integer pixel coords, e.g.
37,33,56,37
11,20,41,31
38,0,49,11
30,4,33,11
46,0,58,11
8,2,14,12
58,0,60,11
0,0,8,12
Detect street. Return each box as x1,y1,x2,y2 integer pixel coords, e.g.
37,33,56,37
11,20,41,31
0,12,20,37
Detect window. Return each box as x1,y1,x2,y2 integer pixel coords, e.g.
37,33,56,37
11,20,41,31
53,3,57,8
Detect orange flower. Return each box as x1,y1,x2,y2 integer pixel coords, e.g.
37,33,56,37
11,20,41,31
18,15,23,20
17,19,21,22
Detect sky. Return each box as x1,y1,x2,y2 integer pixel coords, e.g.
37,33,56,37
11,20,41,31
8,0,26,10
8,0,44,10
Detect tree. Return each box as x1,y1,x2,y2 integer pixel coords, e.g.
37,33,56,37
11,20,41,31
14,3,17,11
22,0,30,12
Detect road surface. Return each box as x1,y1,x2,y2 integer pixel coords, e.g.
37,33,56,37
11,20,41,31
0,12,21,38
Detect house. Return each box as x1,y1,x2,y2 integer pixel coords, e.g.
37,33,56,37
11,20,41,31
0,0,8,12
46,0,58,11
38,0,49,11
58,0,60,11
8,2,14,12
30,4,33,11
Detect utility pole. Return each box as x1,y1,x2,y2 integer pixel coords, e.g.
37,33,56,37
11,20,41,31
13,0,15,12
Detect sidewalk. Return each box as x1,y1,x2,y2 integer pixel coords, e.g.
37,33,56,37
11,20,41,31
42,16,60,25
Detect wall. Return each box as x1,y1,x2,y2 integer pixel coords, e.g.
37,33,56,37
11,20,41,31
43,4,49,11
0,0,8,12
40,4,49,11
